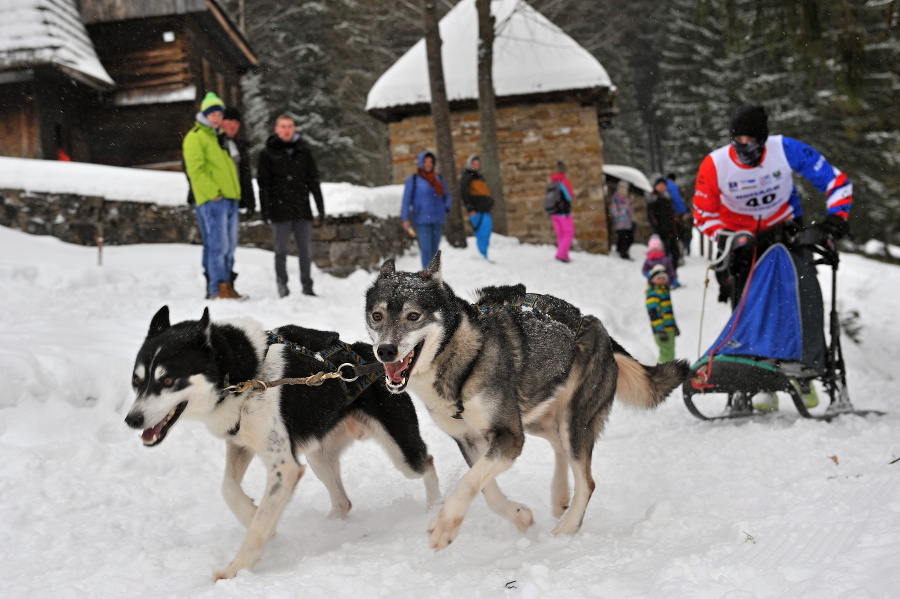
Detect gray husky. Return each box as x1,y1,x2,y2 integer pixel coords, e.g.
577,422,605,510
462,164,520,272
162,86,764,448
365,252,690,549
125,306,440,579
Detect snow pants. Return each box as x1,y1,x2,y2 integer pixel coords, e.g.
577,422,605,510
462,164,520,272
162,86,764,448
469,212,493,259
552,214,575,261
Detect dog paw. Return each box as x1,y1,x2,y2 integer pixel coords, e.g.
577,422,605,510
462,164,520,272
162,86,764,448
550,516,581,536
214,566,239,581
428,508,463,550
494,501,534,532
326,502,351,519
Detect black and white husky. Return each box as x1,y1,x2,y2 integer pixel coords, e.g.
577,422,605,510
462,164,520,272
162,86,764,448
124,306,440,580
365,253,690,549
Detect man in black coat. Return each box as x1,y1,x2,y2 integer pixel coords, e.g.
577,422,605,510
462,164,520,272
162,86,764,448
222,107,256,219
257,114,325,297
647,178,681,280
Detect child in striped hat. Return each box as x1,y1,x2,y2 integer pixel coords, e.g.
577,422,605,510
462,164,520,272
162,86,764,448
645,263,679,363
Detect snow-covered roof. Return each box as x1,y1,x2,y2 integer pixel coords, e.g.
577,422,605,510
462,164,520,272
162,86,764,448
366,0,612,113
603,164,653,192
0,0,114,88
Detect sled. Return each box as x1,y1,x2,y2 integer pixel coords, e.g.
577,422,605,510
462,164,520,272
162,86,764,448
683,236,884,422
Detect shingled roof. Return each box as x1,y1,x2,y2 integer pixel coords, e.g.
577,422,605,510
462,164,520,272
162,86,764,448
0,0,114,88
366,0,612,118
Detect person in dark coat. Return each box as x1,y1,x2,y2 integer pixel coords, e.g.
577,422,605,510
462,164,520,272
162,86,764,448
647,178,681,282
459,154,494,261
257,114,325,298
222,107,256,219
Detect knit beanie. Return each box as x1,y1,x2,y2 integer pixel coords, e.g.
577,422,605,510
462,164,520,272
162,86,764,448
729,105,768,143
649,264,669,281
201,92,225,116
223,106,241,121
648,235,664,252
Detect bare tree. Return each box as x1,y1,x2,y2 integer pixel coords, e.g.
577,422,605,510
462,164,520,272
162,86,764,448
475,0,507,234
422,0,465,247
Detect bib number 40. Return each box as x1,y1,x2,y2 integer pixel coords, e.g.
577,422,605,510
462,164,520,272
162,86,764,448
745,193,776,208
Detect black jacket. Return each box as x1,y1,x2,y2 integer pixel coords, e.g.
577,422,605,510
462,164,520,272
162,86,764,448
257,133,324,222
647,190,680,242
229,135,256,213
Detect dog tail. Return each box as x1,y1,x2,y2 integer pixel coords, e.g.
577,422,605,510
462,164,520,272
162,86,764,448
612,339,691,409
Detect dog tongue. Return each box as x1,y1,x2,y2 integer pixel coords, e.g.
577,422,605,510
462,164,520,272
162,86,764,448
384,354,412,383
141,420,165,443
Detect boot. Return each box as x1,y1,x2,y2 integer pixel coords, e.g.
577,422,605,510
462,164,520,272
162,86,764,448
211,282,241,300
752,391,779,412
225,282,243,299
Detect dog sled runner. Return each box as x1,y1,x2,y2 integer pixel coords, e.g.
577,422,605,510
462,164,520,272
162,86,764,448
683,236,883,422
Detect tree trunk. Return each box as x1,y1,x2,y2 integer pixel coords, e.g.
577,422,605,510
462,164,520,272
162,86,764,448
475,0,507,235
422,0,466,247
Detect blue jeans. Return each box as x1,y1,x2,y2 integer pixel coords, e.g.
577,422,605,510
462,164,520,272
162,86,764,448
197,198,239,297
416,222,444,269
469,212,492,259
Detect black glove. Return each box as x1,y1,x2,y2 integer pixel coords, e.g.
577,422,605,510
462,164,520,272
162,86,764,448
793,224,831,249
657,331,669,342
822,213,849,239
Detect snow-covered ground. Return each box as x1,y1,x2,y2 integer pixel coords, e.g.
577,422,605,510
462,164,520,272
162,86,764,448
1,224,897,598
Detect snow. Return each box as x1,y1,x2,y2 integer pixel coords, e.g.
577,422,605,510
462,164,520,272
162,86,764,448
603,164,653,192
114,85,197,107
0,0,114,87
0,157,403,218
366,0,613,111
1,219,898,598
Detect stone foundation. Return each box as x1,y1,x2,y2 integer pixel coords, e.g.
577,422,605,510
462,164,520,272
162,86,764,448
0,189,413,277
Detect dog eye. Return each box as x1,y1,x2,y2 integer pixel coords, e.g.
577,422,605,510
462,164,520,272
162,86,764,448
371,312,382,322
407,312,420,322
132,374,141,387
161,377,174,387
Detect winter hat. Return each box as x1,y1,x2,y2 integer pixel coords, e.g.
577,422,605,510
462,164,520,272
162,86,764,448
653,177,667,187
648,235,664,252
649,263,669,281
465,154,480,169
223,106,242,122
729,105,768,143
201,92,225,116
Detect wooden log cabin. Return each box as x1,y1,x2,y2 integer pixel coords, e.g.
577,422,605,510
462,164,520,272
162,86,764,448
0,0,257,169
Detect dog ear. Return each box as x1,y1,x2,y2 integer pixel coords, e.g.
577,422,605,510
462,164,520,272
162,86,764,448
199,307,211,329
380,258,396,276
421,250,442,282
147,306,170,339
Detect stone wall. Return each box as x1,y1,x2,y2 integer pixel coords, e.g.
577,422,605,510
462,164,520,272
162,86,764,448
0,189,413,277
388,101,610,254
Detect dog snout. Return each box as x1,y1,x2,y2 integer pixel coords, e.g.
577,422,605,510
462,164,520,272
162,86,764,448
124,411,144,429
376,343,399,362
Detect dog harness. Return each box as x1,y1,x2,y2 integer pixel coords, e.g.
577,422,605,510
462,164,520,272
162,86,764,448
473,292,586,336
222,334,384,406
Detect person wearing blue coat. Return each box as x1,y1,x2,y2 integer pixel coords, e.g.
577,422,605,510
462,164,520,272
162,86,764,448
401,151,453,268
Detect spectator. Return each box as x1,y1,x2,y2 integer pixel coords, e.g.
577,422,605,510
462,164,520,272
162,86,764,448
401,151,453,269
645,263,679,363
608,180,635,260
182,91,242,300
459,154,494,261
647,178,681,276
641,234,677,284
257,113,325,298
547,160,576,263
220,107,256,296
667,172,692,258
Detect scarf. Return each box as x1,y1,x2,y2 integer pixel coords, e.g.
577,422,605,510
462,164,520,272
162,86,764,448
417,168,444,196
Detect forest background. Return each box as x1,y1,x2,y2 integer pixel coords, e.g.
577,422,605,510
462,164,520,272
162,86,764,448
220,0,899,247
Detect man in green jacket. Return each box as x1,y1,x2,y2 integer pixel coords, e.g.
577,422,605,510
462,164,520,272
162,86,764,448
183,92,242,299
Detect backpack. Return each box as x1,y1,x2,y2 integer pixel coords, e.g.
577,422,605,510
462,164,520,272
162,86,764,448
544,180,563,214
